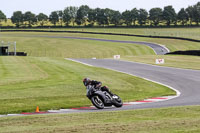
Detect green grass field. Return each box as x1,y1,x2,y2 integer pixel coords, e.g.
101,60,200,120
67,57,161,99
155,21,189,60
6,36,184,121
1,106,200,133
0,32,199,114
0,30,200,132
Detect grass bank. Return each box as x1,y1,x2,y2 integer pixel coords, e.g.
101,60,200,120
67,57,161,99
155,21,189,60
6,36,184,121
121,55,200,70
1,32,200,55
0,56,174,114
0,32,154,58
3,27,200,40
1,106,200,132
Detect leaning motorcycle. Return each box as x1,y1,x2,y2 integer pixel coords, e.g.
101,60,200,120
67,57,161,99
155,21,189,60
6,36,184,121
86,85,123,109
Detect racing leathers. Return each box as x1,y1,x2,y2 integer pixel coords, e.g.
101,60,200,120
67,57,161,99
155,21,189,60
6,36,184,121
86,80,113,97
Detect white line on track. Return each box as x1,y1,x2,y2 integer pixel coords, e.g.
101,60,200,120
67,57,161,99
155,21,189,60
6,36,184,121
66,58,93,67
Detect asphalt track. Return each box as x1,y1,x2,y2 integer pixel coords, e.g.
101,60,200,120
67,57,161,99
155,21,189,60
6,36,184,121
40,36,169,55
65,58,200,113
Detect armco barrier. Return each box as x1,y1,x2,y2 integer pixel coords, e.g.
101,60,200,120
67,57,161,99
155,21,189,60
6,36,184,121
2,30,200,43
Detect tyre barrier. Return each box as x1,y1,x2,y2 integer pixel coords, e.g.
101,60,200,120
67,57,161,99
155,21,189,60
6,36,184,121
166,50,200,56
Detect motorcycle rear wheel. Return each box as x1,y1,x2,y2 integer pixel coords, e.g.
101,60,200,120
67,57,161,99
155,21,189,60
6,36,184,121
91,95,105,109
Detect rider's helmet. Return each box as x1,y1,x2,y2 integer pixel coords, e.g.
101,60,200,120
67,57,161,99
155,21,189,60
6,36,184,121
83,78,91,86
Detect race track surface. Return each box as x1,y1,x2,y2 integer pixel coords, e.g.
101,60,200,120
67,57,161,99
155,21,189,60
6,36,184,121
44,36,169,55
67,59,200,112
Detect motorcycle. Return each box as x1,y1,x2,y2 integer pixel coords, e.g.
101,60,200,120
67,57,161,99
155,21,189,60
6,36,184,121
86,85,123,109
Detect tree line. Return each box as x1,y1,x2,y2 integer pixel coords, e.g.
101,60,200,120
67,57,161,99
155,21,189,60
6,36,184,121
0,2,200,27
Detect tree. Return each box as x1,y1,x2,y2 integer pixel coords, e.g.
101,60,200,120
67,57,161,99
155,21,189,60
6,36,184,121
186,6,194,25
88,9,97,26
193,2,200,25
75,5,90,26
58,10,63,26
122,10,132,26
138,9,148,26
163,6,177,26
177,8,188,25
49,11,59,26
109,10,122,26
95,8,108,26
104,8,113,25
11,11,23,27
67,6,78,26
131,8,138,25
149,8,163,26
0,10,6,26
63,8,71,26
24,11,37,27
37,13,48,26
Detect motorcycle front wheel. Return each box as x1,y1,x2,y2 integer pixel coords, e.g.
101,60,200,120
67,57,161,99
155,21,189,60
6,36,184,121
91,95,104,109
112,95,123,108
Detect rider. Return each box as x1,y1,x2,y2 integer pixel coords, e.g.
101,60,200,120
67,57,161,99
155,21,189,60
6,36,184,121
83,78,114,97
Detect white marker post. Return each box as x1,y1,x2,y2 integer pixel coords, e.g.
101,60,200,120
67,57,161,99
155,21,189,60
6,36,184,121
156,59,165,64
114,55,120,59
14,42,16,56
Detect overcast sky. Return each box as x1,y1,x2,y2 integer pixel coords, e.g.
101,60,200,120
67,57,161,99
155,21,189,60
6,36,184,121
1,0,199,18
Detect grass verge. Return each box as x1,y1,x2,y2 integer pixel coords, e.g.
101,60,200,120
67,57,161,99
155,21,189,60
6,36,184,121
1,106,200,133
121,55,200,70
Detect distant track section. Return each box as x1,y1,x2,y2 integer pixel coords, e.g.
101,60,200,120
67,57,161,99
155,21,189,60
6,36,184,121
40,35,169,55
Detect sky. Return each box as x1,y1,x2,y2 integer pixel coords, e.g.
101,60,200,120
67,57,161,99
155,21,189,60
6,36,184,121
1,0,199,18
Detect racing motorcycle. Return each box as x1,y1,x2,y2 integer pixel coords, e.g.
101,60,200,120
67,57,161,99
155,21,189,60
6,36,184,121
86,85,123,109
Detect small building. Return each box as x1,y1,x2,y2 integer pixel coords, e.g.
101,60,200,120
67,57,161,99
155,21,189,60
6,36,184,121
0,41,26,56
0,41,16,56
0,46,9,55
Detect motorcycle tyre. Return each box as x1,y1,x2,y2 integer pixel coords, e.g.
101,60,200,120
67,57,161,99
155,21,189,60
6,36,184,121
91,95,105,109
113,95,123,108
